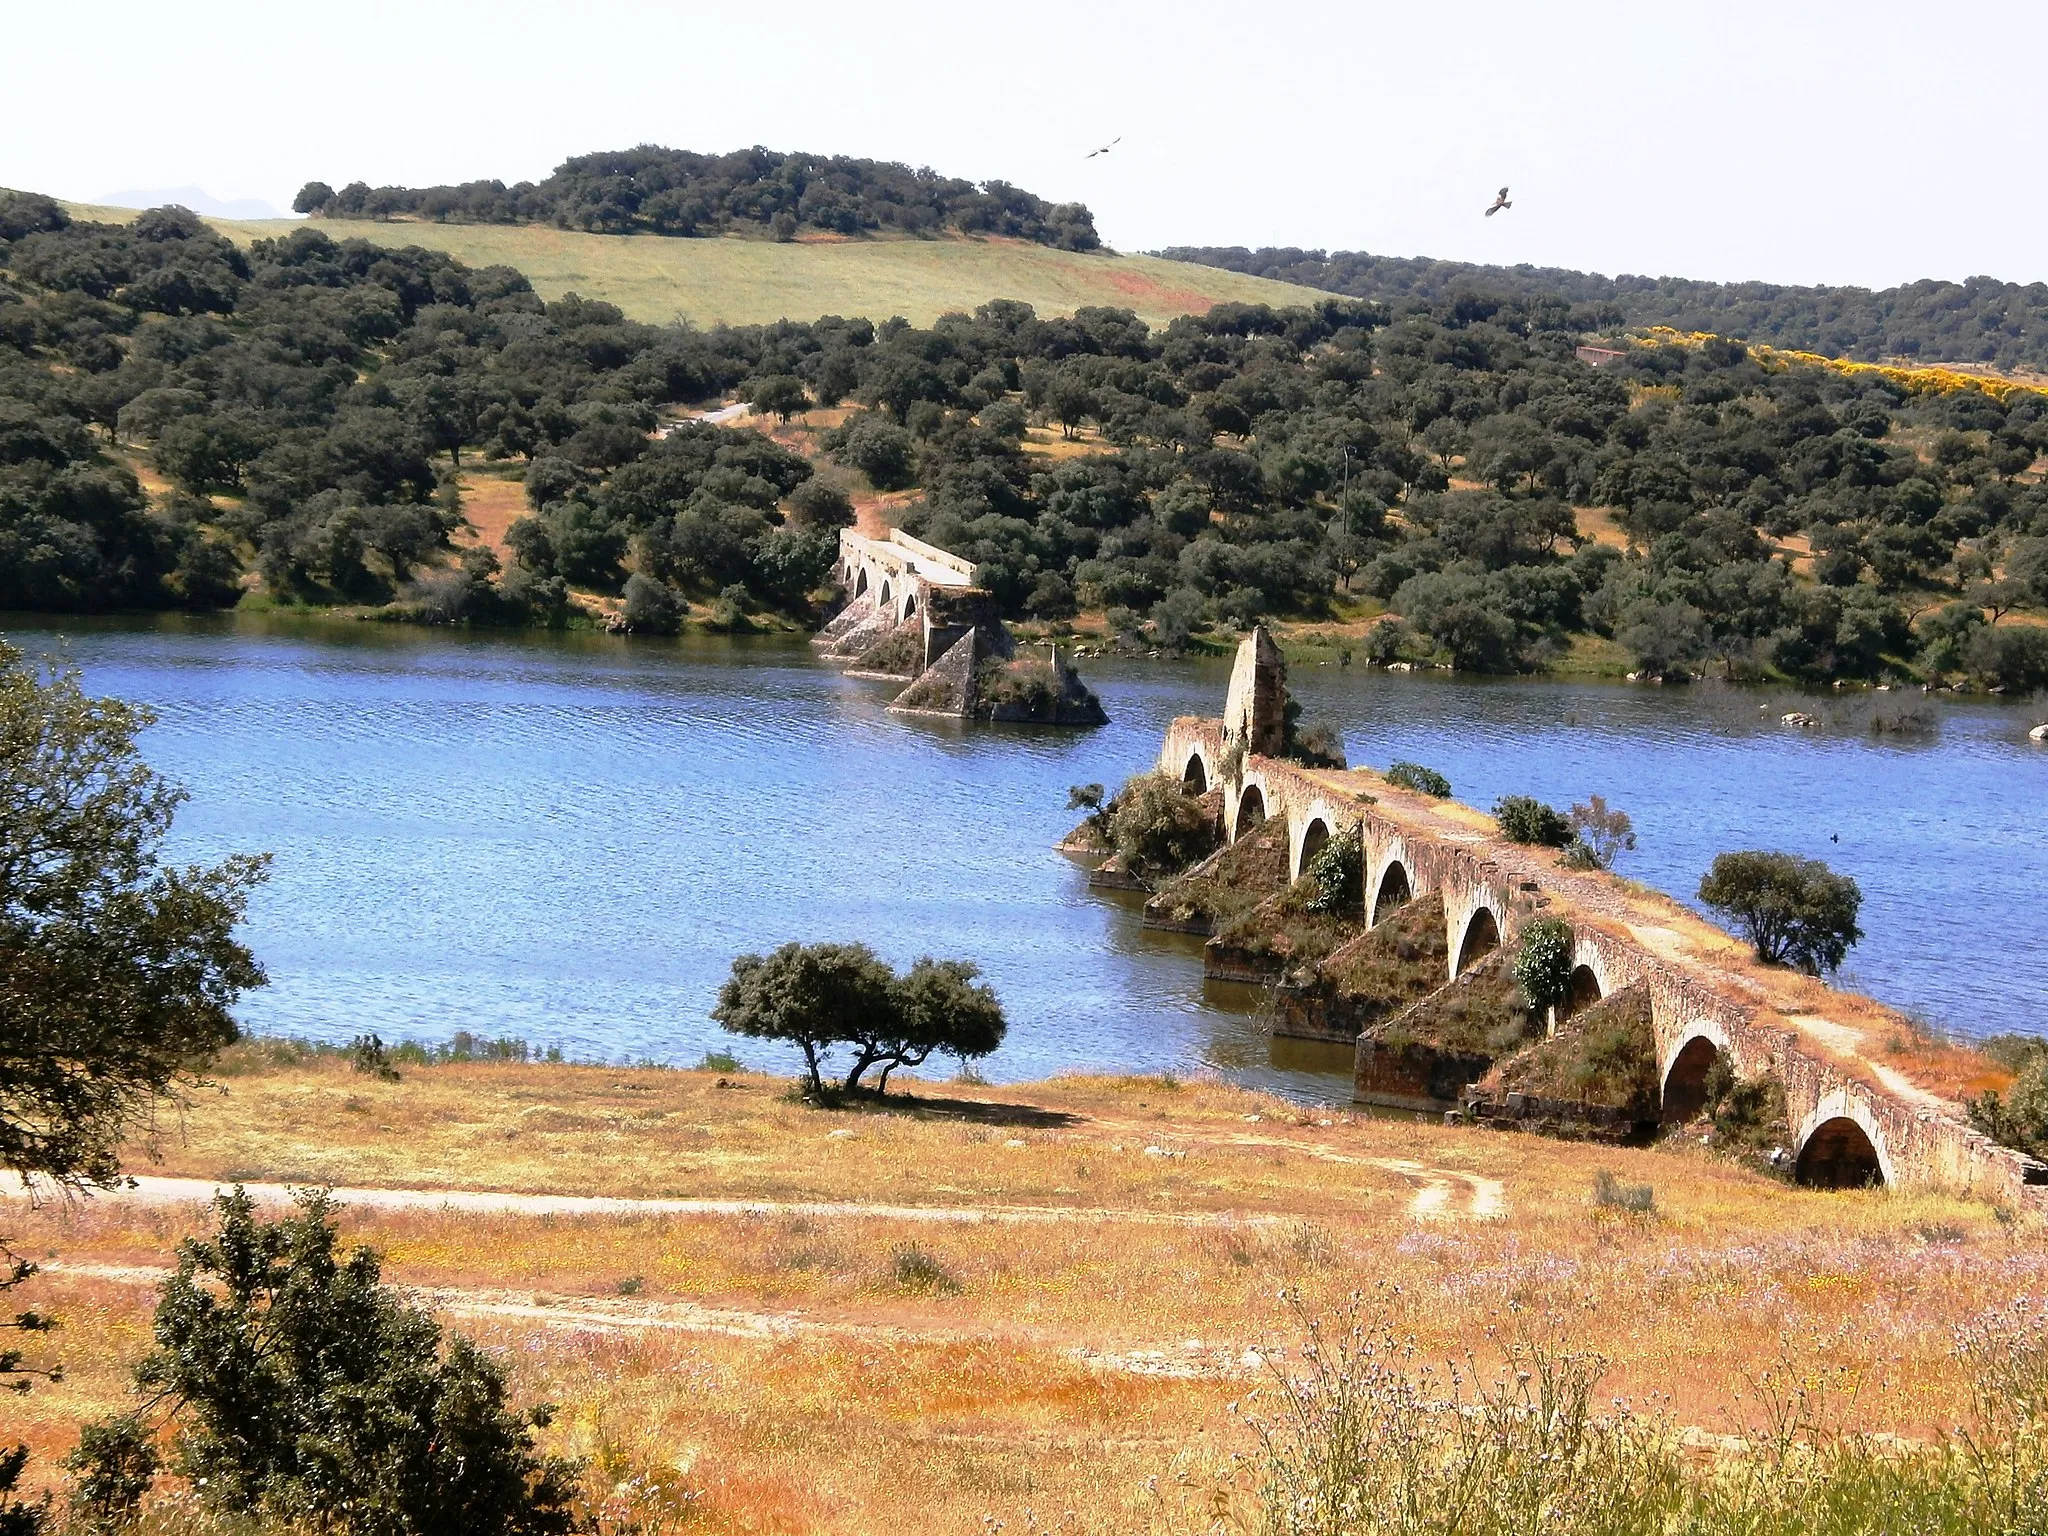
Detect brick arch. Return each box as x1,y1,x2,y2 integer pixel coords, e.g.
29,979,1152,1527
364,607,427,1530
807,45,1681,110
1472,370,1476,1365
1370,857,1413,926
1289,801,1343,881
1454,905,1501,976
1793,1090,1895,1189
1660,1028,1724,1122
1233,782,1268,841
1227,765,1280,842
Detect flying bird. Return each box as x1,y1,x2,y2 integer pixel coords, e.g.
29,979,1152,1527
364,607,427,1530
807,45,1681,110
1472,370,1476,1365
1485,186,1512,217
1087,136,1122,158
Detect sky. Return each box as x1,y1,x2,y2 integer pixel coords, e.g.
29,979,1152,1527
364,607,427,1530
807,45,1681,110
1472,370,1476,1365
7,0,2045,291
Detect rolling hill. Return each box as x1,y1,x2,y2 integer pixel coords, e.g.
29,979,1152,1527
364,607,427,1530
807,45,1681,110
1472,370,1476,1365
61,202,1328,329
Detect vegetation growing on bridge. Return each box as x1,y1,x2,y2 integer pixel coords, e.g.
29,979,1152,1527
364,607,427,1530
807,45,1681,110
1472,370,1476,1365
1381,761,1450,798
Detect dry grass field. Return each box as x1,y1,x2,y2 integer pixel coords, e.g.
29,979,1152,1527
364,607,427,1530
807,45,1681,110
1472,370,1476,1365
61,202,1326,330
8,1054,2043,1532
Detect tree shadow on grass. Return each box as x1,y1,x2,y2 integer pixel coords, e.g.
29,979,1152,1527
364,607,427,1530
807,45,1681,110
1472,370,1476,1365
809,1087,1081,1131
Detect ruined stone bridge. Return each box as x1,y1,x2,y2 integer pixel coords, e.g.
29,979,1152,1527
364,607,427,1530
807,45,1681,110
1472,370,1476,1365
1153,630,2042,1205
814,530,1104,725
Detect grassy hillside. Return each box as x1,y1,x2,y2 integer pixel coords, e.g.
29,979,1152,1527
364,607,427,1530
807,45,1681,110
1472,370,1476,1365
62,202,1329,328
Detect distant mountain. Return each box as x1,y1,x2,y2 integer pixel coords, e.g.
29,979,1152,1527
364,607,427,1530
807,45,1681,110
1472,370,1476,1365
1159,245,2048,374
94,187,290,220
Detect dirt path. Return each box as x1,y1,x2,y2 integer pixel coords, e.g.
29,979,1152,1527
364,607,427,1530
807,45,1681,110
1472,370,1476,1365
6,1174,1292,1228
1087,1118,1506,1221
6,1142,1506,1225
43,1261,1267,1381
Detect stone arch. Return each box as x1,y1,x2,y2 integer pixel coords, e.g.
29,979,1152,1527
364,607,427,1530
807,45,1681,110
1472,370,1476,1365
1371,860,1412,926
879,579,893,607
1454,906,1500,975
1235,784,1267,841
1566,964,1602,1015
903,593,918,620
1660,1034,1721,1123
1296,816,1332,880
1182,752,1208,794
1793,1092,1894,1189
854,567,869,597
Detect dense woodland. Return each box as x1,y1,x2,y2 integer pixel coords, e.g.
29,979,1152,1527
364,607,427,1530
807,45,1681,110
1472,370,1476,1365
293,145,1100,250
4,190,2046,689
1165,247,2048,375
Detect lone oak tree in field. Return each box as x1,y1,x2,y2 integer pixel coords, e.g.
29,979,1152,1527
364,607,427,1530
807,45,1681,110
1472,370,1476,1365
1697,850,1863,975
713,942,1007,1097
0,644,269,1531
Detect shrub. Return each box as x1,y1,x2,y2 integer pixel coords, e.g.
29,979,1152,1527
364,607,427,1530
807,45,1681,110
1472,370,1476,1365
1383,760,1450,797
347,1033,400,1082
707,582,751,633
854,624,924,675
889,1243,959,1294
1697,850,1864,974
1494,794,1571,847
973,657,1060,718
1563,795,1635,870
1303,827,1362,914
69,1190,581,1536
617,572,681,634
1968,623,2048,691
786,479,854,530
1592,1169,1656,1214
1967,1052,2048,1158
1512,917,1575,1011
829,412,916,490
1108,771,1218,877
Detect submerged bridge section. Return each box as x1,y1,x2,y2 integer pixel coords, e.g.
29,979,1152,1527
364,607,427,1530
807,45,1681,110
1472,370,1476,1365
1154,629,2042,1205
815,529,1103,725
820,530,995,674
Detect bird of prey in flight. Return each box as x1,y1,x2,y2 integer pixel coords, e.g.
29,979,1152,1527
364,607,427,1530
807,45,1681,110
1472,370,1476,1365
1087,136,1122,158
1485,187,1512,217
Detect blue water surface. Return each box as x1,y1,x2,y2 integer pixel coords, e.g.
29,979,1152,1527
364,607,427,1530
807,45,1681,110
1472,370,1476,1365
7,615,2042,1102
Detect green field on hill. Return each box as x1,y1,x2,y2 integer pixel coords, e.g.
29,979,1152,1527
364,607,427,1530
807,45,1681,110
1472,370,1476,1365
63,202,1327,328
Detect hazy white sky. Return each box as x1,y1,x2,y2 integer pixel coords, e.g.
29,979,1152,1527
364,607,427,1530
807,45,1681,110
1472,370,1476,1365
8,0,2044,289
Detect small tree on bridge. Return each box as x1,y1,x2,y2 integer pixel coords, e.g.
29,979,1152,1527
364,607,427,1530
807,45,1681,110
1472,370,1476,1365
1512,918,1576,1013
1697,851,1863,975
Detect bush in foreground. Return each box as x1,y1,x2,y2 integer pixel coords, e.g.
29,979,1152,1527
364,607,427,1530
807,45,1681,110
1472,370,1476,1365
69,1190,581,1536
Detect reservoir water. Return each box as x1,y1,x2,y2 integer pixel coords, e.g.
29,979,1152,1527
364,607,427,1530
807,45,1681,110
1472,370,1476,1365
7,615,2044,1102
